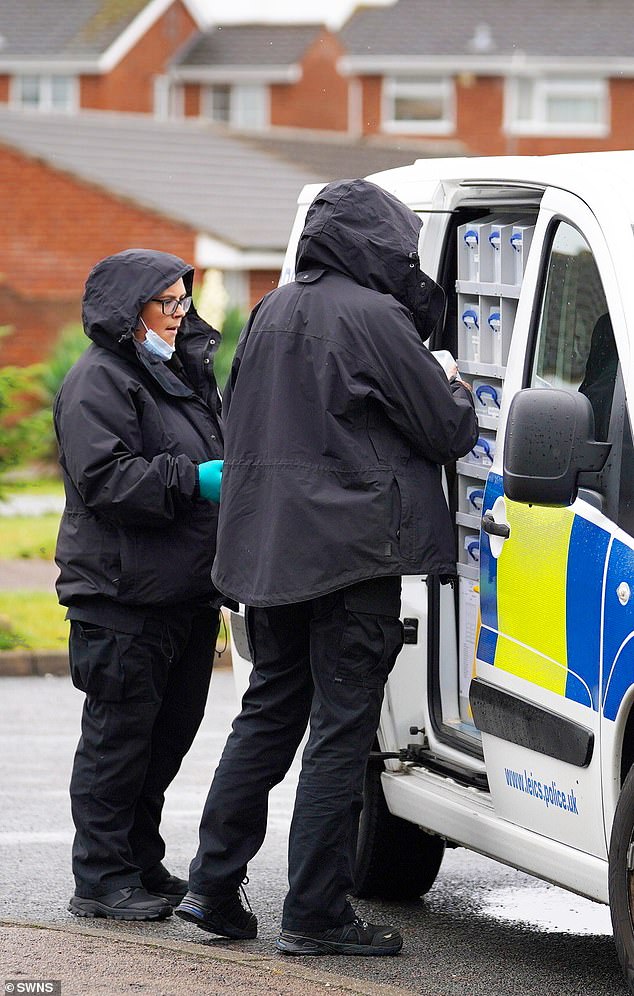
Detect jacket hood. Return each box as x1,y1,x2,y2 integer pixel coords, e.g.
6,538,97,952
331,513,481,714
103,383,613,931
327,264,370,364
295,178,445,341
82,248,194,350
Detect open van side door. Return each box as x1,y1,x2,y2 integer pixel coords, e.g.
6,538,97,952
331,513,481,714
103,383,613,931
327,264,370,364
472,187,634,859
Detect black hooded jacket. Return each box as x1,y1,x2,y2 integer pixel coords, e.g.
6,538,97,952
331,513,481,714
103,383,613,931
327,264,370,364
54,249,224,611
211,179,479,607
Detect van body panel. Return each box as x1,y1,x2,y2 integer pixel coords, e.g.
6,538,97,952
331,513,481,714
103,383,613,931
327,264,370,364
380,766,609,903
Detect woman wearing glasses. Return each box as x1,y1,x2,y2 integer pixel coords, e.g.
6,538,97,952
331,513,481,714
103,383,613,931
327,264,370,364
54,249,225,922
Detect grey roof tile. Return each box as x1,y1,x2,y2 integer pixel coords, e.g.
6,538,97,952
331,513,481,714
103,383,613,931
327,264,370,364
0,108,317,250
341,0,634,59
0,0,149,61
0,109,451,252
238,128,464,177
176,23,325,69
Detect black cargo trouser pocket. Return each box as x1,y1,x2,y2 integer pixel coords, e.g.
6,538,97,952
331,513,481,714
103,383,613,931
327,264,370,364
69,620,130,702
328,576,404,690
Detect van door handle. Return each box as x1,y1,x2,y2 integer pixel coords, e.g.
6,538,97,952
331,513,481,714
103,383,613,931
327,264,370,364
482,513,510,539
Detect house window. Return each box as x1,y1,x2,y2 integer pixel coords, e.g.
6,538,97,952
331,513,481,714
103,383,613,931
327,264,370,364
202,84,267,129
382,76,454,134
208,85,231,122
12,74,77,112
507,77,609,137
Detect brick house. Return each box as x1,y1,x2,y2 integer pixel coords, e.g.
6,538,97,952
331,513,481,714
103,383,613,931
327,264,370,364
2,0,633,155
0,0,202,115
339,0,634,156
163,23,349,132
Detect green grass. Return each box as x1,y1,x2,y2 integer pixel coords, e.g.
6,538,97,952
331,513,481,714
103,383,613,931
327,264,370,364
0,470,66,650
1,476,64,498
0,592,68,651
0,513,61,559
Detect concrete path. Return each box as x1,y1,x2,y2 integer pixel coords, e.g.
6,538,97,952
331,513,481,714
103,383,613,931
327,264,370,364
1,920,405,996
0,557,58,591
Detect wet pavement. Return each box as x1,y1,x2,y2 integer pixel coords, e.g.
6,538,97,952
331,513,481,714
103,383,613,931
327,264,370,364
0,671,627,996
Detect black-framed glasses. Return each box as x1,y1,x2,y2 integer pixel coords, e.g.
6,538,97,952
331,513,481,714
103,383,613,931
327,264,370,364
150,294,192,316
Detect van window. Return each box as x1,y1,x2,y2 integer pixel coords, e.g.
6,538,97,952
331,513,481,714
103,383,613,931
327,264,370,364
531,219,634,533
530,221,617,440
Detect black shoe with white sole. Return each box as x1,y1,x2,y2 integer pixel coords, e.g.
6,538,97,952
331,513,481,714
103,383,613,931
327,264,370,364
276,916,403,956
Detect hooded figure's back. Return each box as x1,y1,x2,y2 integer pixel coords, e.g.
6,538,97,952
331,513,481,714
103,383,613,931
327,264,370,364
212,179,478,607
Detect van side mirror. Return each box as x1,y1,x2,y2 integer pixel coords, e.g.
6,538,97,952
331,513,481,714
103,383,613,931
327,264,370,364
503,389,611,506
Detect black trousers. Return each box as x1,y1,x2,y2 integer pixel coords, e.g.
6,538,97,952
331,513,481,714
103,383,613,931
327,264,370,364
189,576,403,931
69,604,219,897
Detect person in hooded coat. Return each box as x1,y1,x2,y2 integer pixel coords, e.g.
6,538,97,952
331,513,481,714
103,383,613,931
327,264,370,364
176,180,479,954
54,248,225,921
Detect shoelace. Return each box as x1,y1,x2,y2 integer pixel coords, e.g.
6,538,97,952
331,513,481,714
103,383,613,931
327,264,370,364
239,876,253,914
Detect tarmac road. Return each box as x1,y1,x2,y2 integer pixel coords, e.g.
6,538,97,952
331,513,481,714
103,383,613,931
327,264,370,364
0,670,628,996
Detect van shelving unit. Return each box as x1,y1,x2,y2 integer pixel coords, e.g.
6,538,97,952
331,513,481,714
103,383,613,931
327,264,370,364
453,213,534,721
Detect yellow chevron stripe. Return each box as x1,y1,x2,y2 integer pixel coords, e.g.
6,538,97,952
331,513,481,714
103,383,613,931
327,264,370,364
494,500,574,693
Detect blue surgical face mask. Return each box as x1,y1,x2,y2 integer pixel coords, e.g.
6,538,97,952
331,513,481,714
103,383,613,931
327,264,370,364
139,317,175,360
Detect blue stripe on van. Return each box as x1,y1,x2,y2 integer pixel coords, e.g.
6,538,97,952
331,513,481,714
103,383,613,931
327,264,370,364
477,625,498,667
565,515,609,711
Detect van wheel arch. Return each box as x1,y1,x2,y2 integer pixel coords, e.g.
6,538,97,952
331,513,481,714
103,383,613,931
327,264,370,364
619,706,634,786
609,763,634,990
354,758,445,901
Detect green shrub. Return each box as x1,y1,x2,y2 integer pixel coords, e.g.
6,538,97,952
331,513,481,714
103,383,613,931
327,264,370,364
0,324,88,483
40,323,87,402
215,307,247,389
0,365,52,481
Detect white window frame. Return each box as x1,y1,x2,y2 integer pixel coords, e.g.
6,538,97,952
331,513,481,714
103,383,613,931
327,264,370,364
10,74,78,113
505,76,609,137
201,83,269,130
231,84,268,130
153,76,184,119
382,75,455,135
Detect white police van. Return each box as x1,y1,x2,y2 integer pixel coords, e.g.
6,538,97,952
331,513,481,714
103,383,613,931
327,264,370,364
228,151,634,989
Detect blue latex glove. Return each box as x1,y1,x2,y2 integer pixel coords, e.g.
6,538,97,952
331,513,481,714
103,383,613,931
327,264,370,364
198,460,223,502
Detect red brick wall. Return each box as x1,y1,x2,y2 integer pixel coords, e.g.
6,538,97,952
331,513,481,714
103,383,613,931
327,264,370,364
183,82,201,117
605,78,634,151
454,75,505,155
358,76,383,134
0,144,196,365
80,0,197,113
270,32,349,132
2,294,80,368
248,269,280,308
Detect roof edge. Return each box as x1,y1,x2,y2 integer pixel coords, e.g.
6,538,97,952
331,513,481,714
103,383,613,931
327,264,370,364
99,0,205,73
339,54,634,77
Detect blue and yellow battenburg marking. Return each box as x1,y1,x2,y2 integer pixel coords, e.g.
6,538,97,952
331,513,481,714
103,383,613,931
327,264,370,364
477,472,634,721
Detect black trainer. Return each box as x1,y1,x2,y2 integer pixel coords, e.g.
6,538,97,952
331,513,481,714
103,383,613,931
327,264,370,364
175,889,257,939
68,887,172,921
141,864,188,903
276,916,403,956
